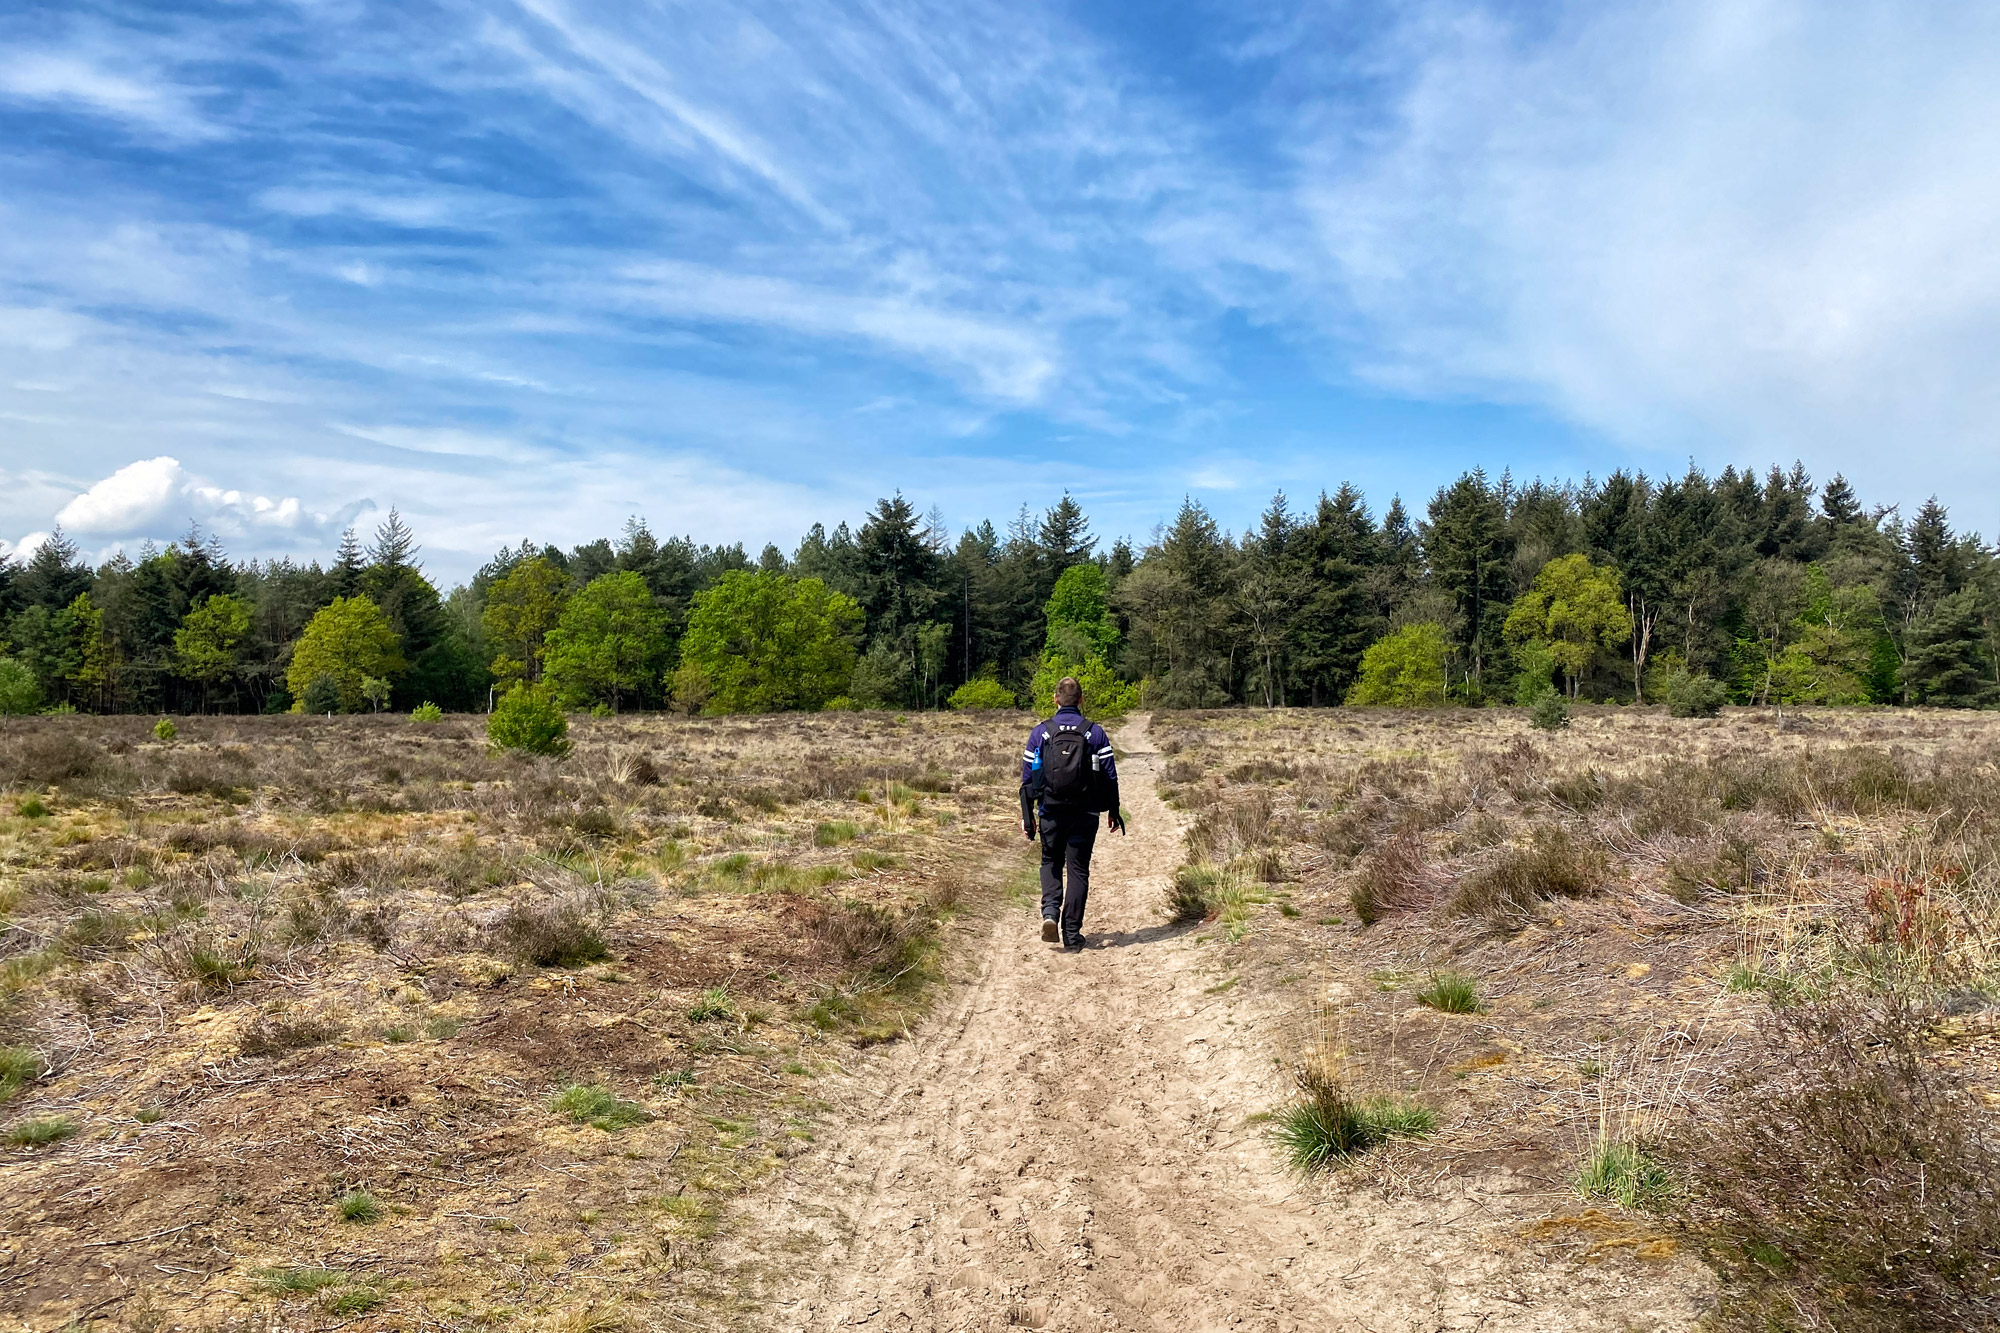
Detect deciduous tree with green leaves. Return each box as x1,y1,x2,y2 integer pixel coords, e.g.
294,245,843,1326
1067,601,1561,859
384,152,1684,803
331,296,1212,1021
543,571,666,712
1502,554,1629,699
481,556,568,686
286,596,405,713
173,592,251,710
1346,622,1450,706
679,571,861,714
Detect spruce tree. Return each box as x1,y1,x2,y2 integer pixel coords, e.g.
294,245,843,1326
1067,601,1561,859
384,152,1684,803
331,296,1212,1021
1424,472,1514,692
19,527,92,611
1903,590,1998,707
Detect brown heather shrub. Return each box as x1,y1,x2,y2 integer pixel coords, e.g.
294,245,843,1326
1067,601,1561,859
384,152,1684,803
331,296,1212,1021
2,730,102,787
1350,830,1425,926
281,883,351,946
239,1015,345,1057
495,892,609,968
803,881,959,979
1670,992,2000,1331
1161,756,1201,786
1448,824,1608,924
1186,790,1273,864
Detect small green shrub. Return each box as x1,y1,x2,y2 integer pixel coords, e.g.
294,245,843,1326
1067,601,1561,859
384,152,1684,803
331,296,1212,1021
947,678,1018,710
152,717,178,741
239,1016,345,1057
1660,669,1728,718
1579,1138,1670,1209
336,1189,381,1223
496,895,607,967
14,795,48,818
1415,970,1483,1014
549,1082,651,1131
5,1115,77,1147
411,701,444,722
821,695,860,712
302,673,342,715
0,1046,44,1102
1449,824,1607,924
488,684,571,758
1529,692,1571,732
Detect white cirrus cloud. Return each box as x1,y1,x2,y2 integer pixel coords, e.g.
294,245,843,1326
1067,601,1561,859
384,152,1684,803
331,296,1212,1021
0,49,215,140
1287,0,2000,501
620,261,1057,404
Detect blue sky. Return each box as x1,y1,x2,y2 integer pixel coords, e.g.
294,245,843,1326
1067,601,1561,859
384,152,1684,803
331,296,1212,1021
3,0,1997,585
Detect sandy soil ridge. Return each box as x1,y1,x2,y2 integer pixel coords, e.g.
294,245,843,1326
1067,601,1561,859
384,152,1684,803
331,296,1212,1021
731,715,1705,1332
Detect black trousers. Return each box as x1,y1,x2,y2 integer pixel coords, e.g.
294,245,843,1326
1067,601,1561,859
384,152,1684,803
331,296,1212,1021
1039,809,1099,942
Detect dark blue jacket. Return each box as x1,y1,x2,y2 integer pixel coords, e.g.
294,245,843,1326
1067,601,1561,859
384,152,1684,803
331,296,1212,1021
1020,706,1118,822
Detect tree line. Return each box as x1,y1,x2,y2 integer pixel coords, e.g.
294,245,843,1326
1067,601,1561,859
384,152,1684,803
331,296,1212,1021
0,462,1994,717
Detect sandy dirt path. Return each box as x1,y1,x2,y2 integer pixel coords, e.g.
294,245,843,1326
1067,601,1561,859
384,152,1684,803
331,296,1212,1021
733,715,1705,1331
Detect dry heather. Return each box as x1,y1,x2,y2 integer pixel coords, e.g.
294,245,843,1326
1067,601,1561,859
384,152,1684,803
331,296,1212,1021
0,709,1032,1331
1153,704,2000,1331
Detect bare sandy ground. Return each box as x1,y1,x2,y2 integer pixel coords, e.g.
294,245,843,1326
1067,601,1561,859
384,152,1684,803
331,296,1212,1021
727,715,1711,1331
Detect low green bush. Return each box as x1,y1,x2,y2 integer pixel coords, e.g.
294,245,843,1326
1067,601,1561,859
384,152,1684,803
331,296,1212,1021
947,678,1017,710
1660,669,1729,718
488,685,571,758
411,701,444,722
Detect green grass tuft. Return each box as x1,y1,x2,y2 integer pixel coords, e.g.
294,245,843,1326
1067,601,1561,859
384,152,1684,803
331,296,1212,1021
336,1189,381,1223
0,1046,42,1102
1578,1138,1671,1209
1272,1067,1434,1174
687,986,735,1023
258,1267,345,1294
329,1288,383,1314
813,820,860,847
5,1114,76,1147
549,1082,651,1131
1415,970,1483,1014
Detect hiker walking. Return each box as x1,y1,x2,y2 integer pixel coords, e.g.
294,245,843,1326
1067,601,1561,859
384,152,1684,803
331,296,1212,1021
1021,675,1124,950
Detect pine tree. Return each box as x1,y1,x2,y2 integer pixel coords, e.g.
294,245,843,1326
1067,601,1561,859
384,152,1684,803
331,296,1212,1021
330,527,366,599
368,508,419,570
1036,494,1095,597
1820,474,1863,529
1290,485,1380,705
19,527,92,611
1903,590,1998,707
1424,472,1514,692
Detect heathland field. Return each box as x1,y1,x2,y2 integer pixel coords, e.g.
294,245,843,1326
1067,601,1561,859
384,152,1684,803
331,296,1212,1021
4,706,2000,1332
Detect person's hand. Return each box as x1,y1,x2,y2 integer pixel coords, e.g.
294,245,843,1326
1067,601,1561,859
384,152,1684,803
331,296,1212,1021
1023,821,1037,842
1108,811,1126,835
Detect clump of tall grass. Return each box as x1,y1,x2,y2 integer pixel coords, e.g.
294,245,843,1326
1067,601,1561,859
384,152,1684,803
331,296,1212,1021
1415,970,1483,1014
1272,1062,1435,1174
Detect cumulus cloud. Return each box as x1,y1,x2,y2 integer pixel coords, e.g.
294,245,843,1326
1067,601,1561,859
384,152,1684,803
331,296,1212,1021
50,456,343,542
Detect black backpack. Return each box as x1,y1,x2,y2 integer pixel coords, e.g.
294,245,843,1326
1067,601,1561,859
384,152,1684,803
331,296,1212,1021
1039,717,1098,809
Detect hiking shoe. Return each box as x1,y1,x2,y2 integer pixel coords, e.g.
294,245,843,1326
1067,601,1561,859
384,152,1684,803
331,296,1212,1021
1062,935,1086,952
1041,917,1060,943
